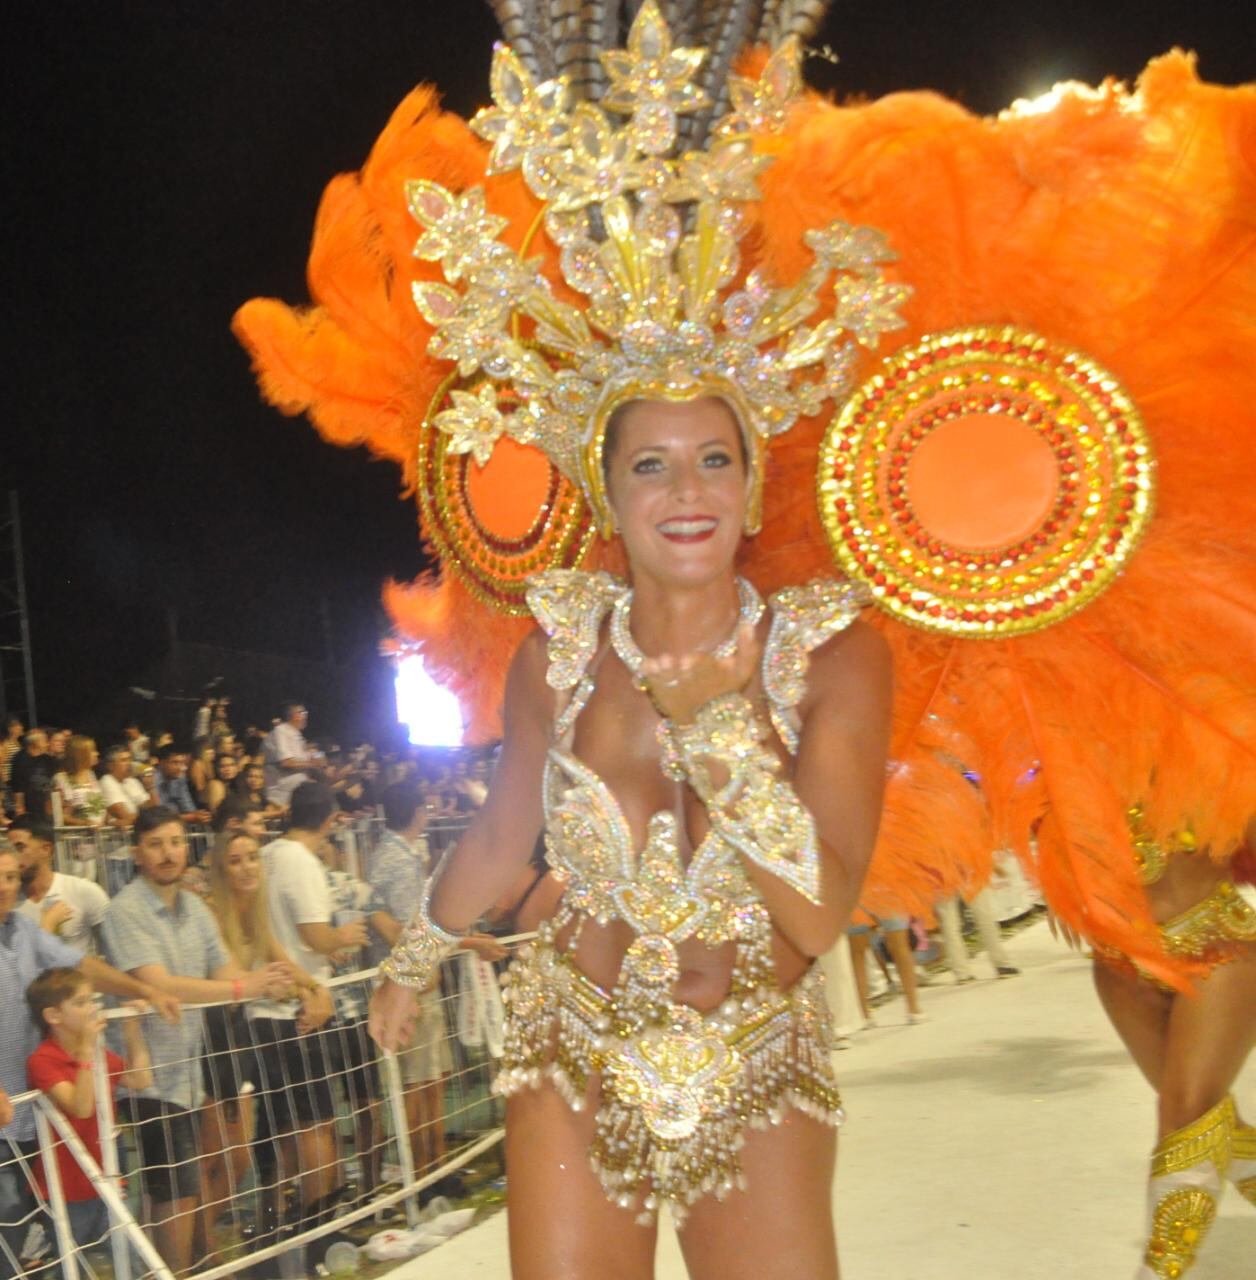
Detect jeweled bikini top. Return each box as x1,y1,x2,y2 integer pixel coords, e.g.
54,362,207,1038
529,569,865,947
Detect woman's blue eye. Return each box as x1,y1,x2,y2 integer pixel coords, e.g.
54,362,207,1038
632,457,663,474
702,451,732,467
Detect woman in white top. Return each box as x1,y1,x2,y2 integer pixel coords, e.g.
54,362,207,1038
52,735,106,827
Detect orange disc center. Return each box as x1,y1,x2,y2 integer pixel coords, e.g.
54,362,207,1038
463,436,553,542
905,414,1060,550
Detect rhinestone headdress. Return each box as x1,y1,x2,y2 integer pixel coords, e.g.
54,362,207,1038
409,0,909,536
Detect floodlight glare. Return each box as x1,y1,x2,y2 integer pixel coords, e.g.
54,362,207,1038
394,653,464,747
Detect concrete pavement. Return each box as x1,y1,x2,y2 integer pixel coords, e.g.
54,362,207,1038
389,920,1255,1277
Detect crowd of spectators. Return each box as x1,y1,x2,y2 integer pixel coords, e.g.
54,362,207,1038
1,699,492,837
0,697,496,1279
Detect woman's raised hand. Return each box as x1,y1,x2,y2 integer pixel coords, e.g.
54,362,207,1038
640,621,759,725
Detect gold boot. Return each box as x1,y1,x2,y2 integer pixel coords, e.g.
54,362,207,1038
1231,1107,1256,1207
1138,1096,1233,1278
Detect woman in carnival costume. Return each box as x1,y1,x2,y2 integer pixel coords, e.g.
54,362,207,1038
235,2,1255,1274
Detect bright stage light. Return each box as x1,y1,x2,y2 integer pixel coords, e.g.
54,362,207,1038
394,653,464,747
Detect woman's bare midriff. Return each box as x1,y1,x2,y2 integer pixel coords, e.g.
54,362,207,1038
1145,852,1235,923
554,912,812,1012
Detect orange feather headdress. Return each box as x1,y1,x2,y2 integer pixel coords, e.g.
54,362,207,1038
235,8,1255,986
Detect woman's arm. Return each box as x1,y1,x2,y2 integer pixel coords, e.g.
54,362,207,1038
651,620,892,957
426,630,553,930
747,622,892,955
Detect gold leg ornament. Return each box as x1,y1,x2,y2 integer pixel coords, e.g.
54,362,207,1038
1137,1095,1234,1278
1230,1107,1256,1207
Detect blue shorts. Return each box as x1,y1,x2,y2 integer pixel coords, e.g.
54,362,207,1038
848,916,907,936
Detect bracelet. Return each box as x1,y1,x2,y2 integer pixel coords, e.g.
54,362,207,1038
231,978,244,1003
379,879,463,989
671,692,822,904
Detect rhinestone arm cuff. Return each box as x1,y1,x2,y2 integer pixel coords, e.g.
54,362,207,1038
379,881,464,990
671,693,822,904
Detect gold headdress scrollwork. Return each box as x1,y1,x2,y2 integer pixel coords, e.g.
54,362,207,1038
409,1,910,536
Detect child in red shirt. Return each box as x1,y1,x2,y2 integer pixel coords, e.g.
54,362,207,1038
25,966,152,1252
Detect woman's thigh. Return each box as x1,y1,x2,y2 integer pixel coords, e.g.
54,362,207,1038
505,1086,658,1280
678,1111,838,1280
1092,959,1172,1090
1159,947,1256,1133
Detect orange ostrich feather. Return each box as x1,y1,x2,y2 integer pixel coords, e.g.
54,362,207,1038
235,55,1255,982
740,53,1256,979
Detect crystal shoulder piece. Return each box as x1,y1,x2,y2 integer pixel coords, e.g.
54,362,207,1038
763,577,870,751
526,569,627,691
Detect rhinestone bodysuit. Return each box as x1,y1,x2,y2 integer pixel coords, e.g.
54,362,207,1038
496,569,865,1223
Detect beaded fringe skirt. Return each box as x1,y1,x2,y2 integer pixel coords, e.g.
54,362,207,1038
495,936,844,1225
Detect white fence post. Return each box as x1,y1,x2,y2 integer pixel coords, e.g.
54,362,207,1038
380,1047,421,1230
30,1106,78,1280
37,1099,177,1280
92,1029,131,1280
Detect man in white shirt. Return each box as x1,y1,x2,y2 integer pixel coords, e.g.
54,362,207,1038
98,743,158,894
98,744,152,824
258,782,369,1255
8,817,108,955
262,702,326,808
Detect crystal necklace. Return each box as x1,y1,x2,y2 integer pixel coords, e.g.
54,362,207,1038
609,577,764,694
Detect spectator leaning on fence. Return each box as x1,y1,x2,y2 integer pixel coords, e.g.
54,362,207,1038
98,744,152,828
9,817,108,956
100,806,290,1275
121,722,149,766
199,827,335,1250
0,844,178,1278
1,718,22,806
153,743,210,826
259,782,369,1248
25,967,153,1255
262,702,324,808
51,737,106,829
8,729,54,820
210,794,269,841
369,782,504,1184
203,752,239,816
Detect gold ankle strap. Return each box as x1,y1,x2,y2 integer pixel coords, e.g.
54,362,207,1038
1152,1096,1235,1178
1232,1111,1256,1162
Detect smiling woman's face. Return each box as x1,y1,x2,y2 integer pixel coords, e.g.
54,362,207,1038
604,397,748,587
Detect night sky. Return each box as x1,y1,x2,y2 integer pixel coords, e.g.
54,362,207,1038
4,1,1248,732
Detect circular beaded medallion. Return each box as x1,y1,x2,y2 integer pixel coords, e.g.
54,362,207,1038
417,372,596,615
817,326,1156,638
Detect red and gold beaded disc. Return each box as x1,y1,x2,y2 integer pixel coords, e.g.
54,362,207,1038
417,373,596,615
817,326,1155,638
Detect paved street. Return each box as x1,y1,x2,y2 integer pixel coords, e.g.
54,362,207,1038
392,920,1255,1278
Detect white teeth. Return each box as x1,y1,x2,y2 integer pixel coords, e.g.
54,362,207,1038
659,518,717,534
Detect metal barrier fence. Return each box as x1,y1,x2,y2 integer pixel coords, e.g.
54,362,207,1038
49,814,474,895
1,955,511,1280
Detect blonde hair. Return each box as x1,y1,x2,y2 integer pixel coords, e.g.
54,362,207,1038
66,735,96,776
207,831,273,970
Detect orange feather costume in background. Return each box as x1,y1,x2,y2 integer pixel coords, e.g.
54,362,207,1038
234,50,1256,986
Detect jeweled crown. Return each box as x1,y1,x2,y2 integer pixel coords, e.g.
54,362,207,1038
410,0,909,534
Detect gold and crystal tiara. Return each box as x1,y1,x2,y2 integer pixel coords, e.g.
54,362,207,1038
408,0,909,536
